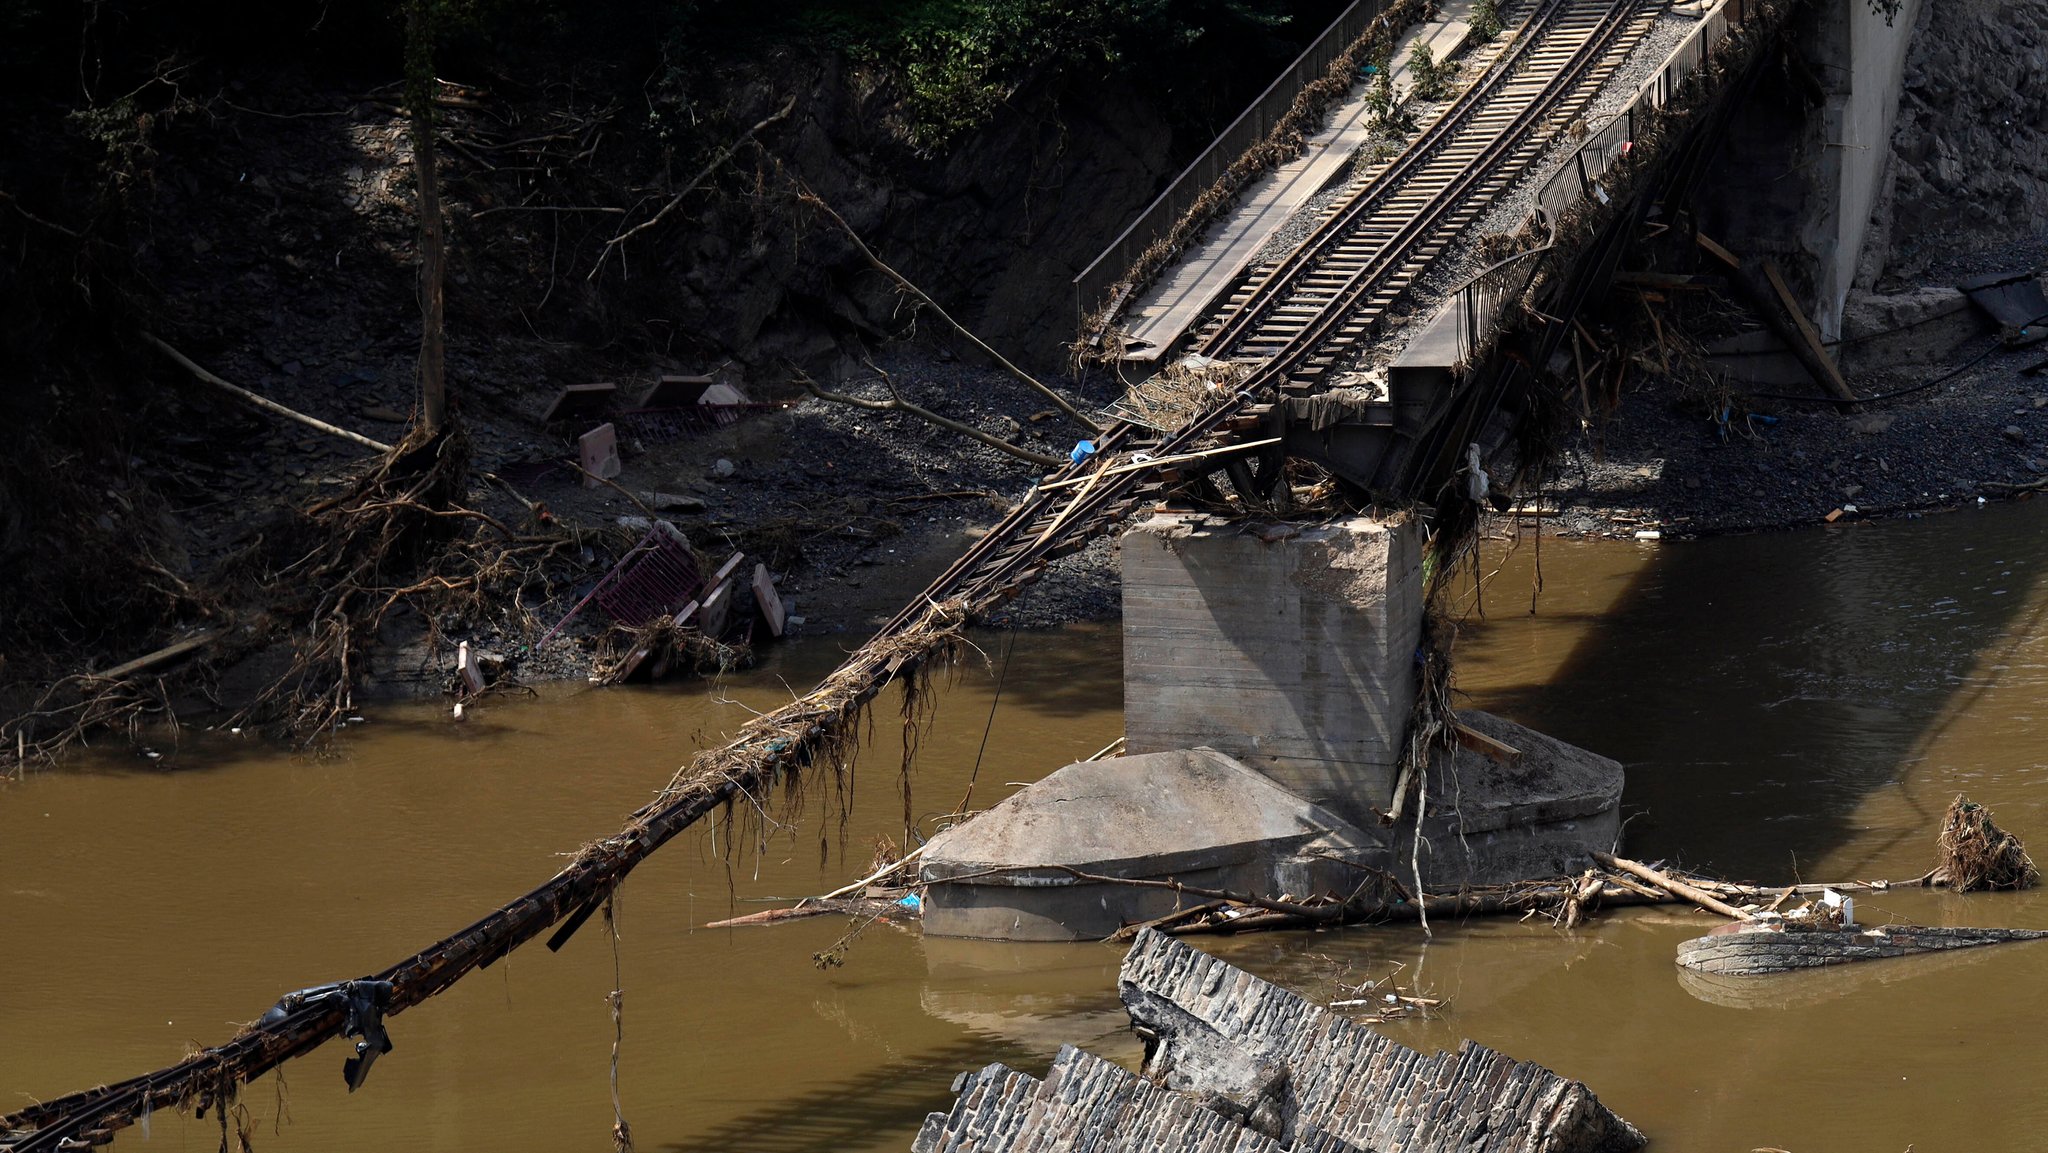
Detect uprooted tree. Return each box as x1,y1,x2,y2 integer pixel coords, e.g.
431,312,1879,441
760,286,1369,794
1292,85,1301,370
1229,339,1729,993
0,0,580,753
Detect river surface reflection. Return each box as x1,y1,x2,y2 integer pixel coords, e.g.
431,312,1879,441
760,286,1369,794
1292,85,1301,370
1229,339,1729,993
6,499,2048,1151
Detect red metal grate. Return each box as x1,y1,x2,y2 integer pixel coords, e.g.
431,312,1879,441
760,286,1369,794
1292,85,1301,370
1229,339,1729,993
595,523,702,626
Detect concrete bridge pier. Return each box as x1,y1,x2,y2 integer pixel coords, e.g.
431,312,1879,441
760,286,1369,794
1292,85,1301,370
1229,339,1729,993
1701,0,1926,346
920,511,1625,940
1121,512,1423,829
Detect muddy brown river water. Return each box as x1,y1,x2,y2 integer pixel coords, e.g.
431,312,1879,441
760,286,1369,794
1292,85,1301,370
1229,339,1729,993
8,500,2048,1152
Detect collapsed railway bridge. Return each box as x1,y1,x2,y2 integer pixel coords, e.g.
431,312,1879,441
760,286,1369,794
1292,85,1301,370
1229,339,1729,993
1,0,1928,1145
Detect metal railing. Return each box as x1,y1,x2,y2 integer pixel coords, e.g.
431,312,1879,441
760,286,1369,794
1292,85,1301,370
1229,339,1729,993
1534,0,1739,223
1070,0,1392,323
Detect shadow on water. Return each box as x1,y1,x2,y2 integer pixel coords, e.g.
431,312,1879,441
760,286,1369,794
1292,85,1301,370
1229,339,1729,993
656,1036,1031,1153
1462,498,2048,877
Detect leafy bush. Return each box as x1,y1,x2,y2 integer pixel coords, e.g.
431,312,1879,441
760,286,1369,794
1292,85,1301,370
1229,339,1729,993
776,0,1302,152
1468,0,1502,43
1406,42,1452,102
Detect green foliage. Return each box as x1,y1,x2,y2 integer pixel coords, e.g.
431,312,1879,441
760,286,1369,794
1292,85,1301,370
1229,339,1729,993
1468,0,1502,43
774,0,1300,153
1406,42,1451,102
1364,65,1394,118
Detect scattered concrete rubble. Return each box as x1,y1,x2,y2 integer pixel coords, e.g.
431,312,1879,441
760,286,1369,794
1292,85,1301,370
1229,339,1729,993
913,929,1645,1152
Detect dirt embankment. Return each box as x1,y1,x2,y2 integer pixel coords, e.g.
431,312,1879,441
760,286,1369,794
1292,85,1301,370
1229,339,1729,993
4,0,2044,746
0,6,1339,732
1525,0,2048,543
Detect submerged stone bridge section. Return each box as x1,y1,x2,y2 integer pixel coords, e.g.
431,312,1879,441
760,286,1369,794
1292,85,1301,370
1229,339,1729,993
913,930,1645,1153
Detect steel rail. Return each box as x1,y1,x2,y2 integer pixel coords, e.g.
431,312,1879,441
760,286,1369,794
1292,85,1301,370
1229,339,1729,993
1196,0,1575,355
1212,0,1652,385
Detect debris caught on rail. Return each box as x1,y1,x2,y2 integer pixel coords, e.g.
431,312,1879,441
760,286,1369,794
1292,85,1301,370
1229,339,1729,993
721,848,1958,948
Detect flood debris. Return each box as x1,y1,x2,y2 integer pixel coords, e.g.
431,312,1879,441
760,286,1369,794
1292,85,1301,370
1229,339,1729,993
726,843,1941,948
1670,797,2044,977
1931,793,2040,892
1677,921,2048,977
542,524,788,687
914,930,1645,1152
578,422,623,486
0,590,980,1153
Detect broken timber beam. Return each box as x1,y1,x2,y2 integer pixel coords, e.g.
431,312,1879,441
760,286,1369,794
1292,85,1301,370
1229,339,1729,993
1453,721,1521,764
1692,235,1858,411
1761,258,1859,409
1595,851,1753,921
139,331,395,452
88,628,229,682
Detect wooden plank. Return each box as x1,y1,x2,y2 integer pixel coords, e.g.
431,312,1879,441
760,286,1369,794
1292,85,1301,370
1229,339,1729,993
1692,231,1741,269
91,628,229,681
703,551,746,595
1453,722,1521,765
1694,234,1858,411
1762,259,1859,407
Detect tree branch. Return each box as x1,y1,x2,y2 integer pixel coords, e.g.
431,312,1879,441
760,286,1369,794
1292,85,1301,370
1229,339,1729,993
138,332,392,453
0,189,85,239
791,363,1062,468
590,96,796,279
796,182,1101,434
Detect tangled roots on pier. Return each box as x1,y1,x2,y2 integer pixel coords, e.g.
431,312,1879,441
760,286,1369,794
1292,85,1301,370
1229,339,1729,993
590,614,753,685
1934,794,2039,892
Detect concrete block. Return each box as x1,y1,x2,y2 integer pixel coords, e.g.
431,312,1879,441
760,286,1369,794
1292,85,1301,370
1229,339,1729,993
921,747,1384,941
541,382,617,423
578,422,621,487
751,563,785,637
639,374,713,408
699,579,732,639
1399,709,1624,889
1121,513,1423,826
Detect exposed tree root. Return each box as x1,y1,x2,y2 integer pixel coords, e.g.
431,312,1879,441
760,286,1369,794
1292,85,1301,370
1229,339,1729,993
1934,794,2040,892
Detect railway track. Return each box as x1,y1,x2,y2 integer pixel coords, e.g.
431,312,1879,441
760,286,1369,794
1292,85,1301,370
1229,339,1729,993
895,0,1663,626
1194,0,1662,389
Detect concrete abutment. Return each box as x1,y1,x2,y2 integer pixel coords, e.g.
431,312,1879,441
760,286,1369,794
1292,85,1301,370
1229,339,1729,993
1702,0,1927,356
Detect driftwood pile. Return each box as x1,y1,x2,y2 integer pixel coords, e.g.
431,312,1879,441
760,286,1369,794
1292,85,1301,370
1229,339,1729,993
1933,793,2040,891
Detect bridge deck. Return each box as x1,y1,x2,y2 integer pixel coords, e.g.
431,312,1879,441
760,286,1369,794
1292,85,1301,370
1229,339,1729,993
1118,0,1480,362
